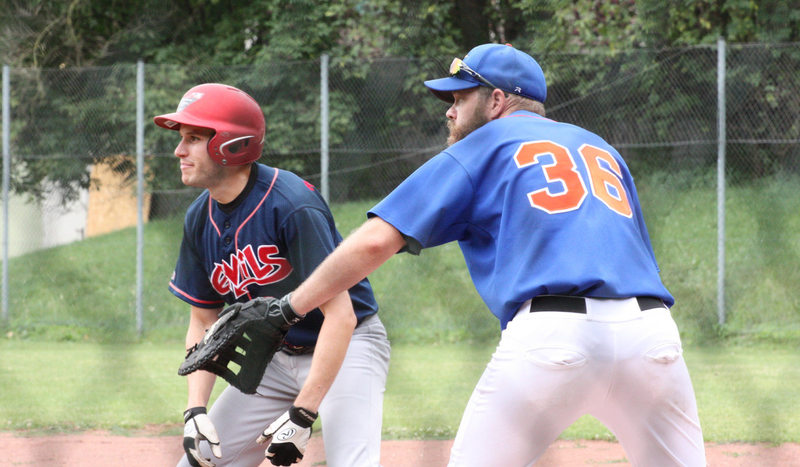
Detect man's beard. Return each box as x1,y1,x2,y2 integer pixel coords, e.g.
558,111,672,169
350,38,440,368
447,111,490,146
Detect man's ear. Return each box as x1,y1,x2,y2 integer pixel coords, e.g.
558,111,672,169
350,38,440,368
488,88,507,119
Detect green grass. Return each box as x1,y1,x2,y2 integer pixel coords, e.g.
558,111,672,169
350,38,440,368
382,342,493,439
3,171,799,346
686,345,800,442
332,200,499,344
1,200,500,345
1,340,798,443
1,170,799,444
636,171,800,345
0,341,195,433
2,173,800,346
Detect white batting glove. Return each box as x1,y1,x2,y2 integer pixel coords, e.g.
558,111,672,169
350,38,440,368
183,407,222,467
256,405,317,466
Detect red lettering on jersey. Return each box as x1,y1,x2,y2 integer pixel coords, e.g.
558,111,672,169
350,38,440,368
210,244,293,298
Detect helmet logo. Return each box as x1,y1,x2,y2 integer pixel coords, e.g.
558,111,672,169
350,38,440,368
176,92,204,112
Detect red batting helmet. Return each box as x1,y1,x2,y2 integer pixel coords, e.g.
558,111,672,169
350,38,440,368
154,83,265,166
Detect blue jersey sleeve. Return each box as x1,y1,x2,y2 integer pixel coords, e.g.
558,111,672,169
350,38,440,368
369,153,474,251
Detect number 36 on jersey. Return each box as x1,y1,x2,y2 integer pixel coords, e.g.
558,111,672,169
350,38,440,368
514,140,632,218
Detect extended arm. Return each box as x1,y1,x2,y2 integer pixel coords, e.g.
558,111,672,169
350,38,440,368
290,217,406,315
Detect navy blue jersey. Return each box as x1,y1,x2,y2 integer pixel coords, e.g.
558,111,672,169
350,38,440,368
369,110,672,329
170,163,379,346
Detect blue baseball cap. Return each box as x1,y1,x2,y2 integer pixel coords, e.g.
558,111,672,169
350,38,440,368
424,43,547,104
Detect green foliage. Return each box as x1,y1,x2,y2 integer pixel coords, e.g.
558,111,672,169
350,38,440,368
535,0,644,51
3,1,799,200
4,1,798,68
8,0,772,71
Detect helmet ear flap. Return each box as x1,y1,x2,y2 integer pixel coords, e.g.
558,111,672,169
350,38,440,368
210,134,259,166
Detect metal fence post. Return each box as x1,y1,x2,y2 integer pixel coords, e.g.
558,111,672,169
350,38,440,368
320,54,330,203
136,60,145,336
2,65,9,323
716,37,727,326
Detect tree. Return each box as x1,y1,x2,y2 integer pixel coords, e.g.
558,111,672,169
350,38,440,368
2,0,798,202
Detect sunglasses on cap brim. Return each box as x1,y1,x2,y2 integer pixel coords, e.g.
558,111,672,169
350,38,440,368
449,58,498,90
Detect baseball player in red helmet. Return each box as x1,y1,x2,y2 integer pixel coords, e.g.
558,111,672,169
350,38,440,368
154,83,390,467
261,44,706,466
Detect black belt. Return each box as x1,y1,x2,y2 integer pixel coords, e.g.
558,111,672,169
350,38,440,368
529,295,665,314
278,314,378,357
279,341,315,356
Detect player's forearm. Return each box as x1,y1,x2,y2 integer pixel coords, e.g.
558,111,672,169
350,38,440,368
293,292,357,411
185,322,217,408
291,217,405,315
185,306,221,408
186,370,217,409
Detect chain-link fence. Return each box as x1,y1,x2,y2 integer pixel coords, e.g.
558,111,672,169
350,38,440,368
1,40,799,344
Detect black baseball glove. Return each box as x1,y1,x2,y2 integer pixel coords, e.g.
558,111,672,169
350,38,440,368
178,294,303,394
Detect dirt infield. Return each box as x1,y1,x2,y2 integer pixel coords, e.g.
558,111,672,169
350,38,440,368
2,431,799,466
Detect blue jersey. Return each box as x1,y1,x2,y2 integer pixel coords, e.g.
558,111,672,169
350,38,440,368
369,110,672,329
170,163,379,346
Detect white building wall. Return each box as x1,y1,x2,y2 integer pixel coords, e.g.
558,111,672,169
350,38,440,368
3,185,88,258
40,183,89,249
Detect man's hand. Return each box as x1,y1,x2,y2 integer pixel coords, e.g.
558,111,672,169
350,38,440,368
183,407,222,467
178,294,304,394
256,406,318,466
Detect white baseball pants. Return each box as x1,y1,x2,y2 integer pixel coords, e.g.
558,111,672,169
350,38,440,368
448,297,705,467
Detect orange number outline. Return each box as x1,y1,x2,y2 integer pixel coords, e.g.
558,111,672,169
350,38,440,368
513,140,587,214
579,144,632,218
513,140,632,217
